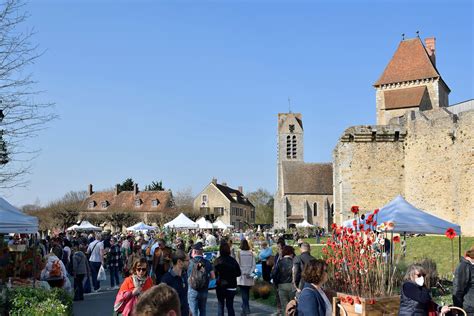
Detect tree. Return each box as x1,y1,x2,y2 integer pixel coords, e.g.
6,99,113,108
0,0,56,188
144,180,164,191
173,187,199,220
247,188,274,224
106,211,140,231
118,178,134,191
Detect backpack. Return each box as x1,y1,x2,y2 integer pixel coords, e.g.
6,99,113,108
189,258,209,291
286,287,317,316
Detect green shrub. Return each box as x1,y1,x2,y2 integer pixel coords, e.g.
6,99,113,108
7,287,73,316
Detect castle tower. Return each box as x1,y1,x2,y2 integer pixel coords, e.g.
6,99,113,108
274,113,304,228
374,37,450,125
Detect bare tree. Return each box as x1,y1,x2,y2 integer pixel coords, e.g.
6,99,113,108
173,187,199,220
0,0,56,188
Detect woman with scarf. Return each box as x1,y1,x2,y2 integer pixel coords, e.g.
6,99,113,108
114,258,153,316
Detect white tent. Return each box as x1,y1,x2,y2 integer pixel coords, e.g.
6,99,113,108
66,224,79,231
0,197,38,234
213,219,233,230
164,213,198,229
126,222,156,232
342,195,461,235
296,219,315,228
75,220,102,232
196,217,216,229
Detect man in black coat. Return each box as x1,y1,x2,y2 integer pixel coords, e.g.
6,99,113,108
453,247,474,315
293,242,315,290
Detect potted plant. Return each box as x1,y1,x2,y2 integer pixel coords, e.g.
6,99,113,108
323,206,401,316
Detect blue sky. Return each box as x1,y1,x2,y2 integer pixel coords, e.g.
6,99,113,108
3,0,473,207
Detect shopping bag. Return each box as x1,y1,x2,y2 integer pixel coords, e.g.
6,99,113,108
97,265,107,281
83,275,92,293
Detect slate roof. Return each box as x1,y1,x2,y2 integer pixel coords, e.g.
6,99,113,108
374,38,441,86
214,183,254,208
384,86,428,110
84,189,173,212
282,161,333,195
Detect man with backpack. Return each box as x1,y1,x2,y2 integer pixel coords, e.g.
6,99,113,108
86,232,104,292
293,242,315,291
187,242,215,316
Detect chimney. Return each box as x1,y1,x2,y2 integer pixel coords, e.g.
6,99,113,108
238,186,243,194
211,178,217,185
424,37,436,65
88,184,93,196
133,183,139,195
115,184,120,196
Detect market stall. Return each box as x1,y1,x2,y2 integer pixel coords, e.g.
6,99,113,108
126,222,156,232
164,213,198,229
195,217,216,229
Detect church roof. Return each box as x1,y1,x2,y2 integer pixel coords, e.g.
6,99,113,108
282,162,333,195
374,38,440,86
384,86,428,110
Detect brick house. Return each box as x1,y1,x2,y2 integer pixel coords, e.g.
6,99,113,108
193,179,255,230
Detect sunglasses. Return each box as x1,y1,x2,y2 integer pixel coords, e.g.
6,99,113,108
415,273,425,277
136,268,147,272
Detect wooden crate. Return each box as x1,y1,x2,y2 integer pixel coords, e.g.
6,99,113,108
333,293,400,316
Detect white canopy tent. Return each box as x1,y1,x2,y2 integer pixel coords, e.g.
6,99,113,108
196,217,216,229
342,195,461,235
296,219,315,228
75,220,102,232
213,219,233,230
164,213,198,229
0,197,38,234
66,224,79,231
126,222,156,232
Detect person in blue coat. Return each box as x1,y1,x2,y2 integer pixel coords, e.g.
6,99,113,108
297,259,332,316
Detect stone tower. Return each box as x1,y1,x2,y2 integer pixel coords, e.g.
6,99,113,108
274,113,304,228
374,37,450,125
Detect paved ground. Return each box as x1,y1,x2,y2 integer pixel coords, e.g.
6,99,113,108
73,278,277,316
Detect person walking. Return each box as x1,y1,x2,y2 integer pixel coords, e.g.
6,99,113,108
161,250,190,316
187,242,215,316
296,259,330,316
258,241,272,282
236,239,256,316
108,237,122,290
293,242,315,291
86,233,104,292
272,245,296,316
214,242,241,316
271,238,286,315
453,246,474,316
72,242,89,301
114,258,154,316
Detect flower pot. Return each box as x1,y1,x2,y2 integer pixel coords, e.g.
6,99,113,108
251,284,261,299
333,293,400,316
258,284,272,299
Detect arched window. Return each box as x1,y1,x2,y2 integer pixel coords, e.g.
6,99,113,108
286,135,291,158
313,203,318,216
292,135,297,158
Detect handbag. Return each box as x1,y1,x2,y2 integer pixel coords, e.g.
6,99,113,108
98,265,107,281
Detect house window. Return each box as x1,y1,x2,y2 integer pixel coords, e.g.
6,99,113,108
214,207,224,216
313,203,318,216
152,199,160,207
88,201,95,209
202,195,208,202
101,201,109,208
135,199,142,207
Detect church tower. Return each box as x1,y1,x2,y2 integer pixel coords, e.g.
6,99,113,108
274,113,304,228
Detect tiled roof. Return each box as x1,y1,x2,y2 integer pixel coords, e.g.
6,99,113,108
214,183,254,208
282,162,333,195
384,86,428,110
374,38,440,86
84,190,173,212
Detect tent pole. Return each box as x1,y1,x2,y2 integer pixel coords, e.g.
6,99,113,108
458,235,462,261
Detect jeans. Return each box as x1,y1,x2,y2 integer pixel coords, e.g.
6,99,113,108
188,288,208,316
109,266,120,287
73,274,85,301
239,286,251,315
216,287,236,316
278,283,296,316
89,261,102,290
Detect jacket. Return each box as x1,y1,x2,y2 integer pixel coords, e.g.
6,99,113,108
398,281,431,316
273,256,293,285
293,252,315,289
236,250,256,286
214,254,241,289
453,257,474,314
72,251,88,275
161,269,189,316
114,275,153,316
297,282,326,316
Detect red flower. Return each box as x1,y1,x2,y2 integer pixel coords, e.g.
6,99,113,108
351,206,360,215
445,228,456,239
359,224,365,231
374,209,379,214
367,299,376,305
346,296,354,305
352,220,357,227
340,296,347,303
393,236,400,243
355,297,361,304
331,223,338,230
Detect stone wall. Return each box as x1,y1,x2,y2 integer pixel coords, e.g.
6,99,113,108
333,108,474,236
285,194,333,228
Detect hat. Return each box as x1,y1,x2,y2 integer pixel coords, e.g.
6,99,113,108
193,242,204,250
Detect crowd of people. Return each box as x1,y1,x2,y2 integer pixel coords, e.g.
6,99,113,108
28,227,474,316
